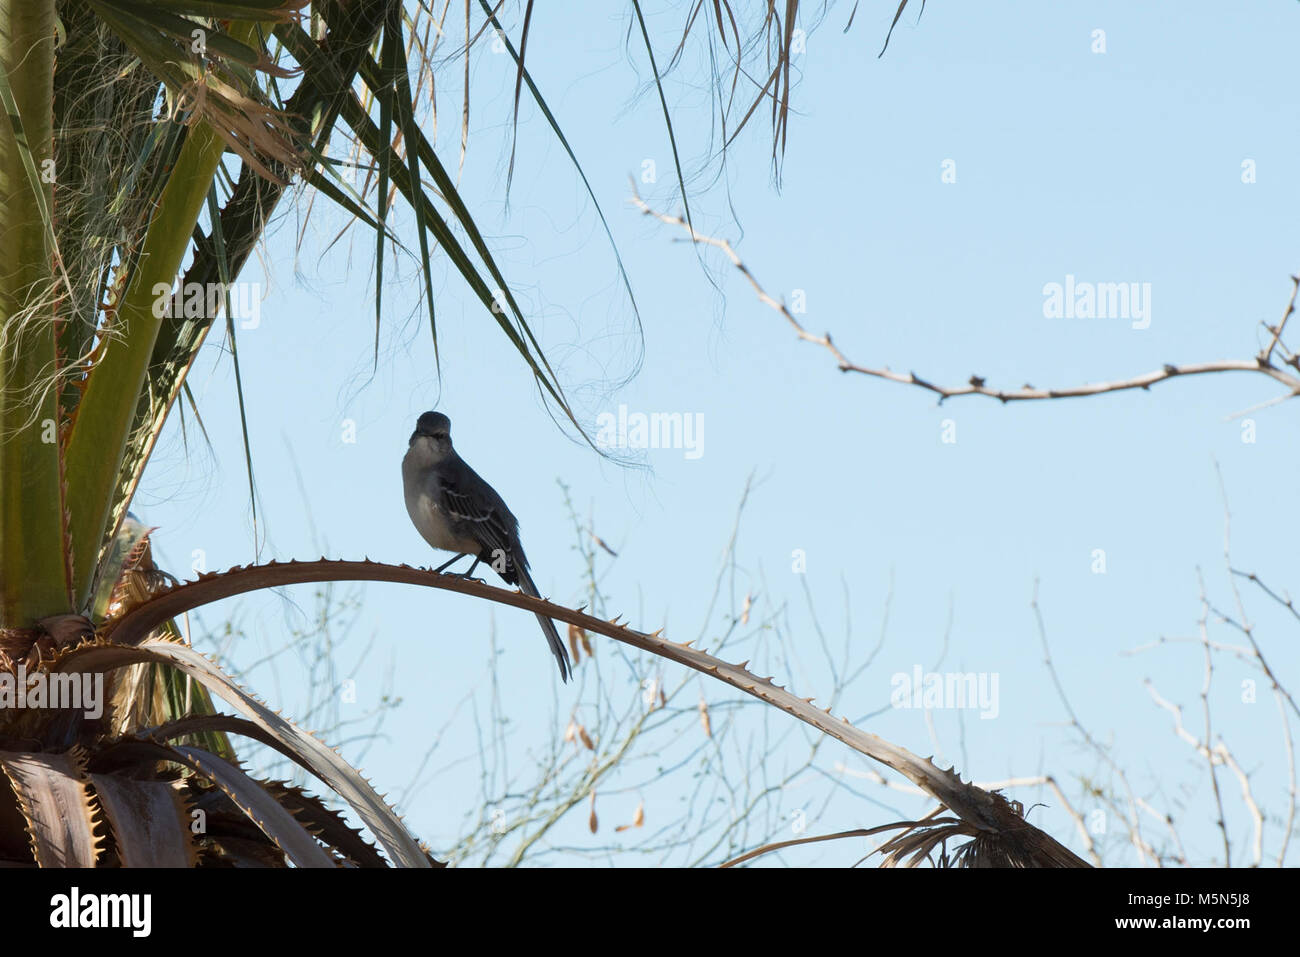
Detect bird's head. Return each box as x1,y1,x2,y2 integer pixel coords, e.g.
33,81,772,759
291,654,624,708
410,411,453,456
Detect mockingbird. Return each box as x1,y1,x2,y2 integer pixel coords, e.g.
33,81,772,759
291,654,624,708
401,411,572,682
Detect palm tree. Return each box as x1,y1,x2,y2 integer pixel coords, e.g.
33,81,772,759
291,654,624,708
0,0,479,867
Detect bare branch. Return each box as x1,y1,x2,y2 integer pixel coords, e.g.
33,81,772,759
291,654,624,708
631,184,1300,406
1260,272,1300,363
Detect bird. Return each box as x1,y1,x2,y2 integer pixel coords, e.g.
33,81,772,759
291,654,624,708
401,410,572,682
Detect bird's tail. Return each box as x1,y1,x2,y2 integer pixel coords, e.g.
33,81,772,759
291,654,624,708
515,565,572,683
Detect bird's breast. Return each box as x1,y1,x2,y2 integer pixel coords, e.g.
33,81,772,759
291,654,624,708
403,464,481,554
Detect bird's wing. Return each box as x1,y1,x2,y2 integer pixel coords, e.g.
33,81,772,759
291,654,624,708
436,454,570,682
436,458,523,581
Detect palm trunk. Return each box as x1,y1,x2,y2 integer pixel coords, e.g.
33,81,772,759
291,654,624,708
0,0,68,627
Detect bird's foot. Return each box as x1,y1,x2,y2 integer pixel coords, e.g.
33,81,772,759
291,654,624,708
439,567,487,584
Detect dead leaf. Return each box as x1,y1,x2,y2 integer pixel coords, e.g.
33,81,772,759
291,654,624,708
569,622,592,660
591,531,618,557
567,623,582,665
616,801,645,833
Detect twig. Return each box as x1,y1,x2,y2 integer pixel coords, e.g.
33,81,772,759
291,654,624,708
631,184,1300,406
1260,272,1300,363
1032,580,1148,865
1276,690,1296,868
1195,568,1232,867
1124,634,1257,664
1135,797,1189,868
1144,678,1219,760
1214,740,1263,867
1231,568,1300,627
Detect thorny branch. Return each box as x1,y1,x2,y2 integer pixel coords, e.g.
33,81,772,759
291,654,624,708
100,556,1085,865
630,184,1300,408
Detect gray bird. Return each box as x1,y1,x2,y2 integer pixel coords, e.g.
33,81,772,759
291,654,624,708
401,411,571,682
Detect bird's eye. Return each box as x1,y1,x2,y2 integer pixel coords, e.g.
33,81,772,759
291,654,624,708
434,432,448,440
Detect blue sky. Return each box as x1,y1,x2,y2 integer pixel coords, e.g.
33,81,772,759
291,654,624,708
135,1,1299,865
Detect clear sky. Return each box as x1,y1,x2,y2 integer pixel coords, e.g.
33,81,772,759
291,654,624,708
135,1,1300,866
